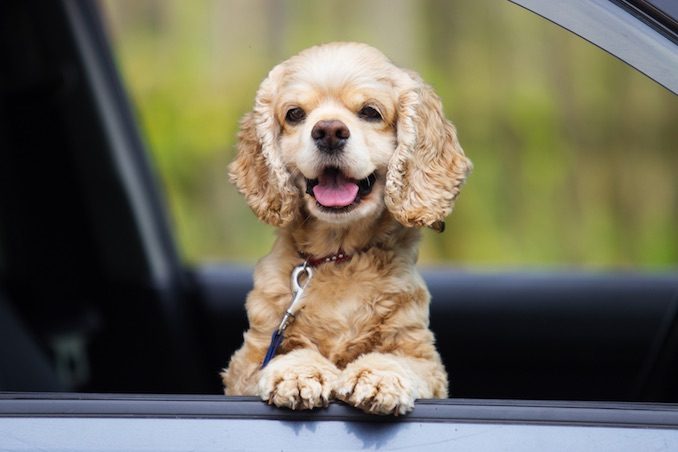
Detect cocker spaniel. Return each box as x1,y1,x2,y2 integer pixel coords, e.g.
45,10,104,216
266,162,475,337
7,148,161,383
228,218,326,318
222,42,471,415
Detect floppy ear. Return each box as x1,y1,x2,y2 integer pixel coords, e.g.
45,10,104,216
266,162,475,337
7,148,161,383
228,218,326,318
385,78,472,231
228,66,300,227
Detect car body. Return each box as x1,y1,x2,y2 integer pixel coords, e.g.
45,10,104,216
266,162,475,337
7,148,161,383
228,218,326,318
0,0,676,450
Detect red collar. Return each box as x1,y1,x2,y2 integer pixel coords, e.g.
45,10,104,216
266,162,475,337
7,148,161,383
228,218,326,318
298,249,353,267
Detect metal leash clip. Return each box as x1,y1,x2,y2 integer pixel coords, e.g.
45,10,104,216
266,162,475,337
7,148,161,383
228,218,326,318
276,261,314,334
261,261,314,368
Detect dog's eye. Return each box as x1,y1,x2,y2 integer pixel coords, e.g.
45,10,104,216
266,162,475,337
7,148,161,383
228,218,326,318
358,106,382,122
285,107,306,124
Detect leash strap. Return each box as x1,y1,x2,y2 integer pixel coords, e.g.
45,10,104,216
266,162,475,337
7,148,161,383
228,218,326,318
262,329,284,368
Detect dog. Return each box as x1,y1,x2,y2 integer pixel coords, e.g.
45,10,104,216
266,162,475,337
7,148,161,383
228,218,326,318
221,42,471,415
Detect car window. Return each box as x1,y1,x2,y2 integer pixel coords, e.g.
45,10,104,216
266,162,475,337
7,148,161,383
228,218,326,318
100,0,677,268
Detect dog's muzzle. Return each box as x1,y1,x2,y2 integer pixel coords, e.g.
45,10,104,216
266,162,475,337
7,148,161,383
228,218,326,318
305,167,377,211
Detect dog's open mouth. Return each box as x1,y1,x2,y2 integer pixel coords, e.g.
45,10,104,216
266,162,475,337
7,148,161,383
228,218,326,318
305,167,377,212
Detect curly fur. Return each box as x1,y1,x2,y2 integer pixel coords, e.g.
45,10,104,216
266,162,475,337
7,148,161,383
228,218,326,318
223,42,471,415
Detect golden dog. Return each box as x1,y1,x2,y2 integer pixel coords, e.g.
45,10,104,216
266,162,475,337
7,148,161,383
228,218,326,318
222,42,471,415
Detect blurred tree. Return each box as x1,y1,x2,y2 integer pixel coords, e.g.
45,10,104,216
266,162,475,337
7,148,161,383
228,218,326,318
101,0,677,268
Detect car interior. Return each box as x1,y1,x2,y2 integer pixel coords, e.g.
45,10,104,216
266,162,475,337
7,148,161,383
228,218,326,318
1,0,677,405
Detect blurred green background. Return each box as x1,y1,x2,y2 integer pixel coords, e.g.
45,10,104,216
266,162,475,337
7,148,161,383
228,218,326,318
101,0,677,268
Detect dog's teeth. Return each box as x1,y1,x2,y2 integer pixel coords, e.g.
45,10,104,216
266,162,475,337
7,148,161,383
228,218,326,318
305,178,319,196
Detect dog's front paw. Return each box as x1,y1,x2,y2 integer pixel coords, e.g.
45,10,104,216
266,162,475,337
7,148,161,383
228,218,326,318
335,363,416,416
258,351,338,410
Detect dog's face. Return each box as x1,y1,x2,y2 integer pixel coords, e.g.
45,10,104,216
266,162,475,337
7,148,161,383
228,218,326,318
230,42,471,230
275,45,400,224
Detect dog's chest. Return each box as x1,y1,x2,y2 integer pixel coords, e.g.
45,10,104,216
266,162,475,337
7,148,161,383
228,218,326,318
287,277,391,368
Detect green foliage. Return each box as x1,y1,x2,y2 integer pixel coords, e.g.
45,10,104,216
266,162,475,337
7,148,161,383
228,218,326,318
102,0,677,267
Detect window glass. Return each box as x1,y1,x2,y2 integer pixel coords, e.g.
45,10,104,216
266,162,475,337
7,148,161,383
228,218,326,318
101,0,677,268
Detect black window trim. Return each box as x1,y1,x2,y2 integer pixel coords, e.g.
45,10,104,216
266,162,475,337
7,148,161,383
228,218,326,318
62,0,183,288
617,0,678,42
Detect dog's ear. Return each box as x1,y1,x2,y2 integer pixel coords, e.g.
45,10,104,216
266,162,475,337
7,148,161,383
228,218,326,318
228,66,300,227
385,76,472,231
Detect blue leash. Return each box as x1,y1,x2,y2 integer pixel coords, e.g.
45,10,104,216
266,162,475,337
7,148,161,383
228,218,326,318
262,330,285,368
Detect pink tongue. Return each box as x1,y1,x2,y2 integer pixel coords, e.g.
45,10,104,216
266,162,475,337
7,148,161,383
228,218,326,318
312,172,359,208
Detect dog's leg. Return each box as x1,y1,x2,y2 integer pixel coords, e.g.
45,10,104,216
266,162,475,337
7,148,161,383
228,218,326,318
334,352,447,415
222,333,266,396
258,348,340,410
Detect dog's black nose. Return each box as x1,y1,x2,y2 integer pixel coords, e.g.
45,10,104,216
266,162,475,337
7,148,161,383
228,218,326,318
311,120,350,154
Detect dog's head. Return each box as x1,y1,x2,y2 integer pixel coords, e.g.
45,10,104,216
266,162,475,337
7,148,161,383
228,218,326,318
229,42,471,231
